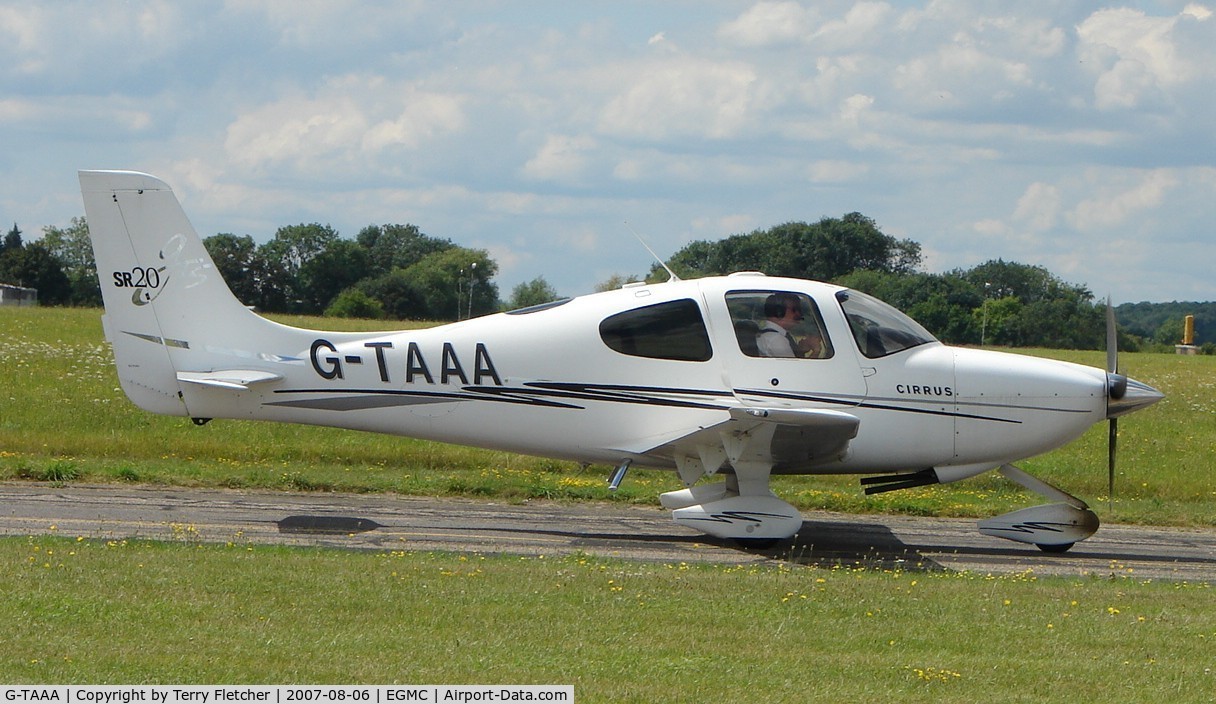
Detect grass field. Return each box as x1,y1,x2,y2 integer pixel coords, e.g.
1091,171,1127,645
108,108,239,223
1,306,1214,696
2,536,1213,701
1,306,1212,526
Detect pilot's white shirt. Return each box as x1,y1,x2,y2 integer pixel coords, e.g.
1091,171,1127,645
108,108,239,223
756,320,796,357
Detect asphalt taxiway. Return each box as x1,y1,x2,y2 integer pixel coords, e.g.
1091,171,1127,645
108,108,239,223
2,483,1213,581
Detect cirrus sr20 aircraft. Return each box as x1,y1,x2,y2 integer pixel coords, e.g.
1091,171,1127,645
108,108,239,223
80,170,1164,552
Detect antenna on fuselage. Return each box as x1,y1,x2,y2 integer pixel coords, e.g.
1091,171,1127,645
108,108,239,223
625,220,680,282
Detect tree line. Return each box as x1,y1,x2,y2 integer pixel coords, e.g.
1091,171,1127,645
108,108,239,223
0,219,506,319
201,223,501,320
0,214,1208,353
647,213,1209,352
1117,301,1215,349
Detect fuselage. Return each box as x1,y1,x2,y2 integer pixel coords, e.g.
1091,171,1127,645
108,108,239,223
178,273,1120,478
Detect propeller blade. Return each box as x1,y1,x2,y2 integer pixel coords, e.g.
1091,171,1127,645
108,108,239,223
1106,296,1118,512
1108,418,1117,511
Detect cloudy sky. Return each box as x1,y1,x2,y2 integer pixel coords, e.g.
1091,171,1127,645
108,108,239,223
2,1,1213,304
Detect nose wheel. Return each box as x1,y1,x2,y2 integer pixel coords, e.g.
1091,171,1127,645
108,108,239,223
1037,542,1075,554
977,464,1100,551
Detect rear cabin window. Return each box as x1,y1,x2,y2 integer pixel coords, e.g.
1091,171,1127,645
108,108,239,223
599,299,713,362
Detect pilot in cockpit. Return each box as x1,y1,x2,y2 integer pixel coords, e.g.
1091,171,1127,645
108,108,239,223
756,292,824,358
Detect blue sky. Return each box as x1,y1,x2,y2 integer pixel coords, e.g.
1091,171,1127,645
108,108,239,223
2,1,1213,303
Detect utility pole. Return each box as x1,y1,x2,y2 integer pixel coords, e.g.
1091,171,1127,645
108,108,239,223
468,262,477,319
980,282,991,346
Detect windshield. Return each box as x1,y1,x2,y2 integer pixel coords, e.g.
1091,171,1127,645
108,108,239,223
835,289,937,359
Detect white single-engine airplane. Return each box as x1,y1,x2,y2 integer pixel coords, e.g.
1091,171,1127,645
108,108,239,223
80,170,1164,552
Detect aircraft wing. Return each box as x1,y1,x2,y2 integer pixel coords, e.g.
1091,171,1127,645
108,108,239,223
637,406,860,477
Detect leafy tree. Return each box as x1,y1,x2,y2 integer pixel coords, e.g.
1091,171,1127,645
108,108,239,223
39,218,100,305
0,243,71,305
960,260,1090,306
2,223,21,253
1118,301,1215,347
398,247,499,321
595,274,641,292
958,260,1103,348
507,276,560,310
356,224,453,278
973,296,1023,347
902,277,982,344
356,269,426,320
262,223,340,273
325,288,385,319
298,239,370,313
657,213,922,282
1153,317,1187,346
836,270,981,343
1021,297,1104,349
255,223,340,312
203,234,262,306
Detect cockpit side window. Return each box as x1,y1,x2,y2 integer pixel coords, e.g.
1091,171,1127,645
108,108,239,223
599,298,713,362
725,291,834,359
835,289,937,358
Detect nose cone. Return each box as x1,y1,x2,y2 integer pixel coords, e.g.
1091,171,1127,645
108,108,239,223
1107,374,1164,419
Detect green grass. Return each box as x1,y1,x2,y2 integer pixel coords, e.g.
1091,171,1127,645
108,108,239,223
2,536,1213,700
1,306,1213,526
2,306,1214,698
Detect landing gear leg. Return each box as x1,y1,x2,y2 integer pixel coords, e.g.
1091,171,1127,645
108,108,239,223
660,460,802,542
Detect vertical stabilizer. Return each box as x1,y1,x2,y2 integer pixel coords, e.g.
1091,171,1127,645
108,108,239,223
79,170,294,417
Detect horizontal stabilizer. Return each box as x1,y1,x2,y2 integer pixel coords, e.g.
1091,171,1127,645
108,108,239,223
176,370,284,390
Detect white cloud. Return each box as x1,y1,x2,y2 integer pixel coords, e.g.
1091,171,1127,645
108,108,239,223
1182,4,1213,21
808,160,869,183
893,37,1035,110
362,91,467,152
809,1,892,52
225,94,367,171
1013,182,1061,232
1067,169,1178,231
553,225,599,253
837,93,874,125
717,1,817,47
522,134,598,182
224,76,467,175
0,98,41,123
483,242,526,278
1076,7,1198,109
0,5,40,44
691,214,757,238
598,57,761,140
972,219,1010,238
